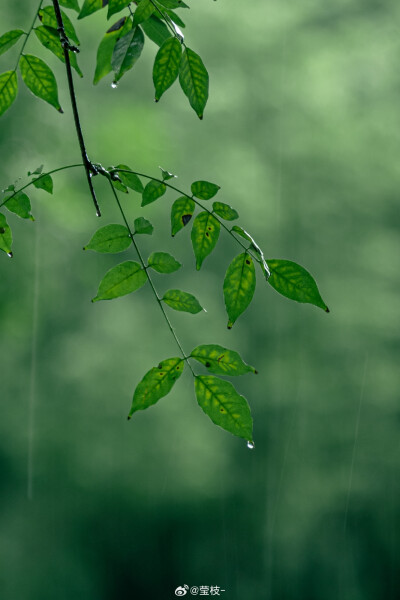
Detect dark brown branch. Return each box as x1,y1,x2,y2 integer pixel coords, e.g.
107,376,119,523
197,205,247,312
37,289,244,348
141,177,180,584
52,0,101,217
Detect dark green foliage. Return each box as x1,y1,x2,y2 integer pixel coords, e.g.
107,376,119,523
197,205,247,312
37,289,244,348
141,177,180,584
142,179,166,206
179,47,209,119
84,224,131,253
191,180,220,200
148,251,181,273
112,26,145,82
191,211,220,270
153,37,182,101
32,174,53,194
190,344,256,376
0,71,18,116
162,289,203,314
134,217,153,235
267,259,329,312
171,196,194,236
212,201,238,221
39,6,80,46
0,213,12,255
34,26,83,77
4,192,34,220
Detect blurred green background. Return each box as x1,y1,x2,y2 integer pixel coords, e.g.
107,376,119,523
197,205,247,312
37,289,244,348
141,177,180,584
1,1,399,598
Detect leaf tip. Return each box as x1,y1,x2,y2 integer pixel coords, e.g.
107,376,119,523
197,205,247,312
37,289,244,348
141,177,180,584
227,321,233,330
58,106,64,114
127,415,132,421
254,370,258,375
325,306,330,313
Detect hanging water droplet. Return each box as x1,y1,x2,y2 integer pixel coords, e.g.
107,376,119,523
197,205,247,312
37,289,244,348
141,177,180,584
7,252,13,258
247,440,255,450
96,209,101,217
111,81,118,89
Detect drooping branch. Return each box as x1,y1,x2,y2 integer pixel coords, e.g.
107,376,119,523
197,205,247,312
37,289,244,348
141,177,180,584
51,0,102,217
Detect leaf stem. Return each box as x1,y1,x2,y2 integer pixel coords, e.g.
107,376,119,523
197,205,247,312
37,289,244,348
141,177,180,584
0,163,83,209
13,0,44,71
147,0,183,42
51,0,102,217
107,177,196,376
110,168,263,266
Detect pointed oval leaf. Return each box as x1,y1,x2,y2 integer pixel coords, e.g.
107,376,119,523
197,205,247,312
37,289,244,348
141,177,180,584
212,201,238,221
0,71,18,117
190,345,256,376
231,225,252,243
84,224,131,253
133,0,155,25
195,376,253,441
59,0,81,12
163,9,185,28
108,0,131,19
34,26,83,77
32,173,53,194
141,15,171,47
5,192,33,220
39,7,80,45
171,196,195,236
224,253,256,329
0,213,12,255
134,217,153,235
162,289,203,314
93,17,131,84
112,26,145,81
79,0,107,19
148,251,181,273
179,47,209,119
191,180,220,200
128,357,184,417
153,37,182,101
267,259,329,312
92,260,147,301
0,30,25,57
191,211,220,270
157,0,189,9
114,165,144,192
141,179,166,206
19,55,62,113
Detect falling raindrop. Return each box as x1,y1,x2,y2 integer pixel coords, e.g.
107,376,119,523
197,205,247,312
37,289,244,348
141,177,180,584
111,81,118,89
247,440,255,450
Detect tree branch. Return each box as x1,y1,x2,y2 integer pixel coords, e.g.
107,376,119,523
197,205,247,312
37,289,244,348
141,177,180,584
51,0,102,217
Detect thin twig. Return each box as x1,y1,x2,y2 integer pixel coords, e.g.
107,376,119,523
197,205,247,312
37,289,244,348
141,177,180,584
51,0,102,217
13,0,44,71
107,177,196,376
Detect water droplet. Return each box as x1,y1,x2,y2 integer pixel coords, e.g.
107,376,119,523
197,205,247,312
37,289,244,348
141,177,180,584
111,81,118,89
7,252,13,258
247,440,255,450
96,209,101,217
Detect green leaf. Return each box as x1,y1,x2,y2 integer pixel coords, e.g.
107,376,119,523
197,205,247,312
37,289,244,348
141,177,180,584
141,15,171,47
134,216,153,235
108,0,130,20
267,259,329,312
213,201,238,221
28,165,43,176
0,213,12,256
111,178,128,193
231,225,270,279
224,253,256,329
153,37,182,101
133,0,155,25
0,30,25,57
163,9,185,28
191,180,220,200
84,224,131,253
156,0,189,9
190,344,256,376
4,192,34,220
191,211,220,270
0,71,18,117
93,18,131,84
32,173,53,194
159,167,176,181
148,251,181,273
179,47,209,119
128,357,184,418
39,7,80,46
78,0,107,19
162,289,203,314
141,179,166,206
34,26,83,78
114,165,143,192
19,55,62,113
112,26,145,82
171,196,194,236
59,0,81,12
93,261,147,301
194,376,253,442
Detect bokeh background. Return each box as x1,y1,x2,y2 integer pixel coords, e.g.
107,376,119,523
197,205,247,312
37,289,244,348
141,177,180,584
1,1,399,598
